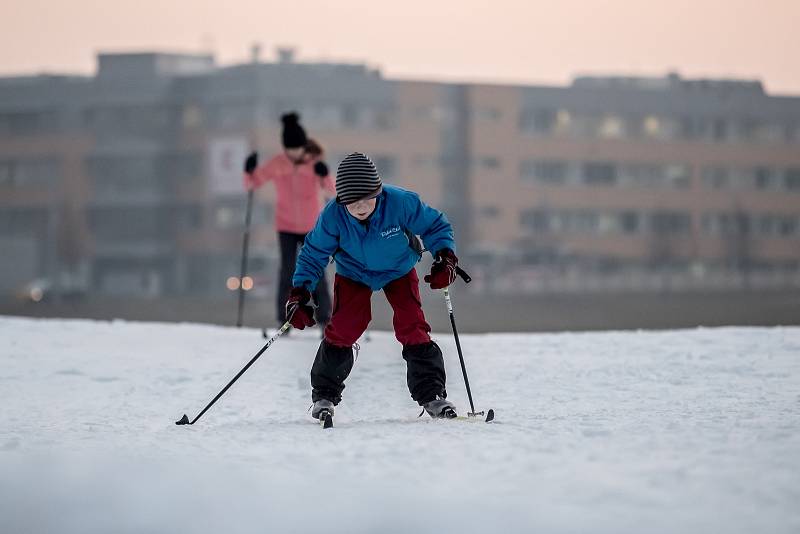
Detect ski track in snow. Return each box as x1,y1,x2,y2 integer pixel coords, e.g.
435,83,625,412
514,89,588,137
0,316,799,533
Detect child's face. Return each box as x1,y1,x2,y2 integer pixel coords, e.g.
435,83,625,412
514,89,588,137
346,197,377,221
285,147,305,161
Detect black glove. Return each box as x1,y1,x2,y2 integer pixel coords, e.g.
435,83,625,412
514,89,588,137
313,161,329,178
244,151,258,174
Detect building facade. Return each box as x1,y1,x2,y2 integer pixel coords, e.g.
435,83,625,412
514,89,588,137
1,52,799,297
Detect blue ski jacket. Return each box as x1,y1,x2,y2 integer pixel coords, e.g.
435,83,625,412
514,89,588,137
293,185,455,291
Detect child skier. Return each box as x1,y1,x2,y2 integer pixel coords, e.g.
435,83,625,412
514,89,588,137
285,152,461,421
243,112,334,334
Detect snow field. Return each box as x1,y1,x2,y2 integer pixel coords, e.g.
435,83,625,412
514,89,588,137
1,316,798,533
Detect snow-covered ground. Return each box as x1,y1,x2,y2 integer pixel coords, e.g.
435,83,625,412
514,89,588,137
1,316,798,533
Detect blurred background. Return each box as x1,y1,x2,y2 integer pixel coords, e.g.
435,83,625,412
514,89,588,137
1,0,798,332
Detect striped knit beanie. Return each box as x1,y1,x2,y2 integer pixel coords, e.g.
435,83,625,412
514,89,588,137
335,152,383,204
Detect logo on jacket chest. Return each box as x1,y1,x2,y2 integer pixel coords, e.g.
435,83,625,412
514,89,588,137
380,226,402,238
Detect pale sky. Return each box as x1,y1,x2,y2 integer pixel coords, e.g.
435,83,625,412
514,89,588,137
2,0,799,94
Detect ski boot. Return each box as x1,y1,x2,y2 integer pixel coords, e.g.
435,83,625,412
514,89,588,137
311,399,334,428
423,396,457,419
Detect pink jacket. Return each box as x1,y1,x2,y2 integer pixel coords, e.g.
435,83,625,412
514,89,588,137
244,153,336,234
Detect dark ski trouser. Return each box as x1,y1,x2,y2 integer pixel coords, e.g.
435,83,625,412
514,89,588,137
311,269,447,405
276,231,331,325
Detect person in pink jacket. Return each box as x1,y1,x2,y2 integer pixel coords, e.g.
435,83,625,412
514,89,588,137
243,112,335,333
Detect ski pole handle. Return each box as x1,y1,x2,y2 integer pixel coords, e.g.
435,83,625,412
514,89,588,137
455,266,471,284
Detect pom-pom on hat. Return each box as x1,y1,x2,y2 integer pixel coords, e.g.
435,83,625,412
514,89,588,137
281,112,307,149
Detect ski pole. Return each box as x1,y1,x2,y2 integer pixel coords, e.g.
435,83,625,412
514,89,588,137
442,286,482,417
236,189,255,327
176,321,291,425
441,266,493,420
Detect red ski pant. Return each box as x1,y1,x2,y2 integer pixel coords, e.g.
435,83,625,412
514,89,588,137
324,269,432,347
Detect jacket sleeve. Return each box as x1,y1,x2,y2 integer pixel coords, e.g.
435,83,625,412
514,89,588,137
403,191,456,256
243,156,280,190
292,203,340,291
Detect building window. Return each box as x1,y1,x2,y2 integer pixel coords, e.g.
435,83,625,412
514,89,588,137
619,163,690,188
621,212,640,234
753,167,778,190
0,207,49,236
679,116,701,140
86,104,174,134
162,152,202,181
650,211,691,235
702,167,729,189
342,103,360,129
753,121,784,143
88,207,164,241
712,118,728,141
702,212,751,236
480,206,500,218
474,156,501,170
0,109,58,136
519,108,556,135
0,159,60,187
600,115,625,138
204,103,251,129
410,105,448,122
777,216,798,236
756,215,799,237
786,122,800,143
0,161,11,185
583,163,617,186
301,103,344,130
181,105,204,129
214,203,244,230
175,205,203,230
785,168,800,191
88,156,159,198
643,115,661,137
707,213,800,237
520,160,568,185
340,105,395,130
519,209,550,232
520,209,644,235
473,108,501,121
664,164,690,188
211,199,270,229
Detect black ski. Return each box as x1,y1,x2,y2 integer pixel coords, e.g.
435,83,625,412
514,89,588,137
454,409,494,423
319,410,333,429
423,408,495,423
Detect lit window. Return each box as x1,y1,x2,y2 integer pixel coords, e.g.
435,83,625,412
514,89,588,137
182,105,203,128
643,116,661,137
600,116,624,138
555,109,571,132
